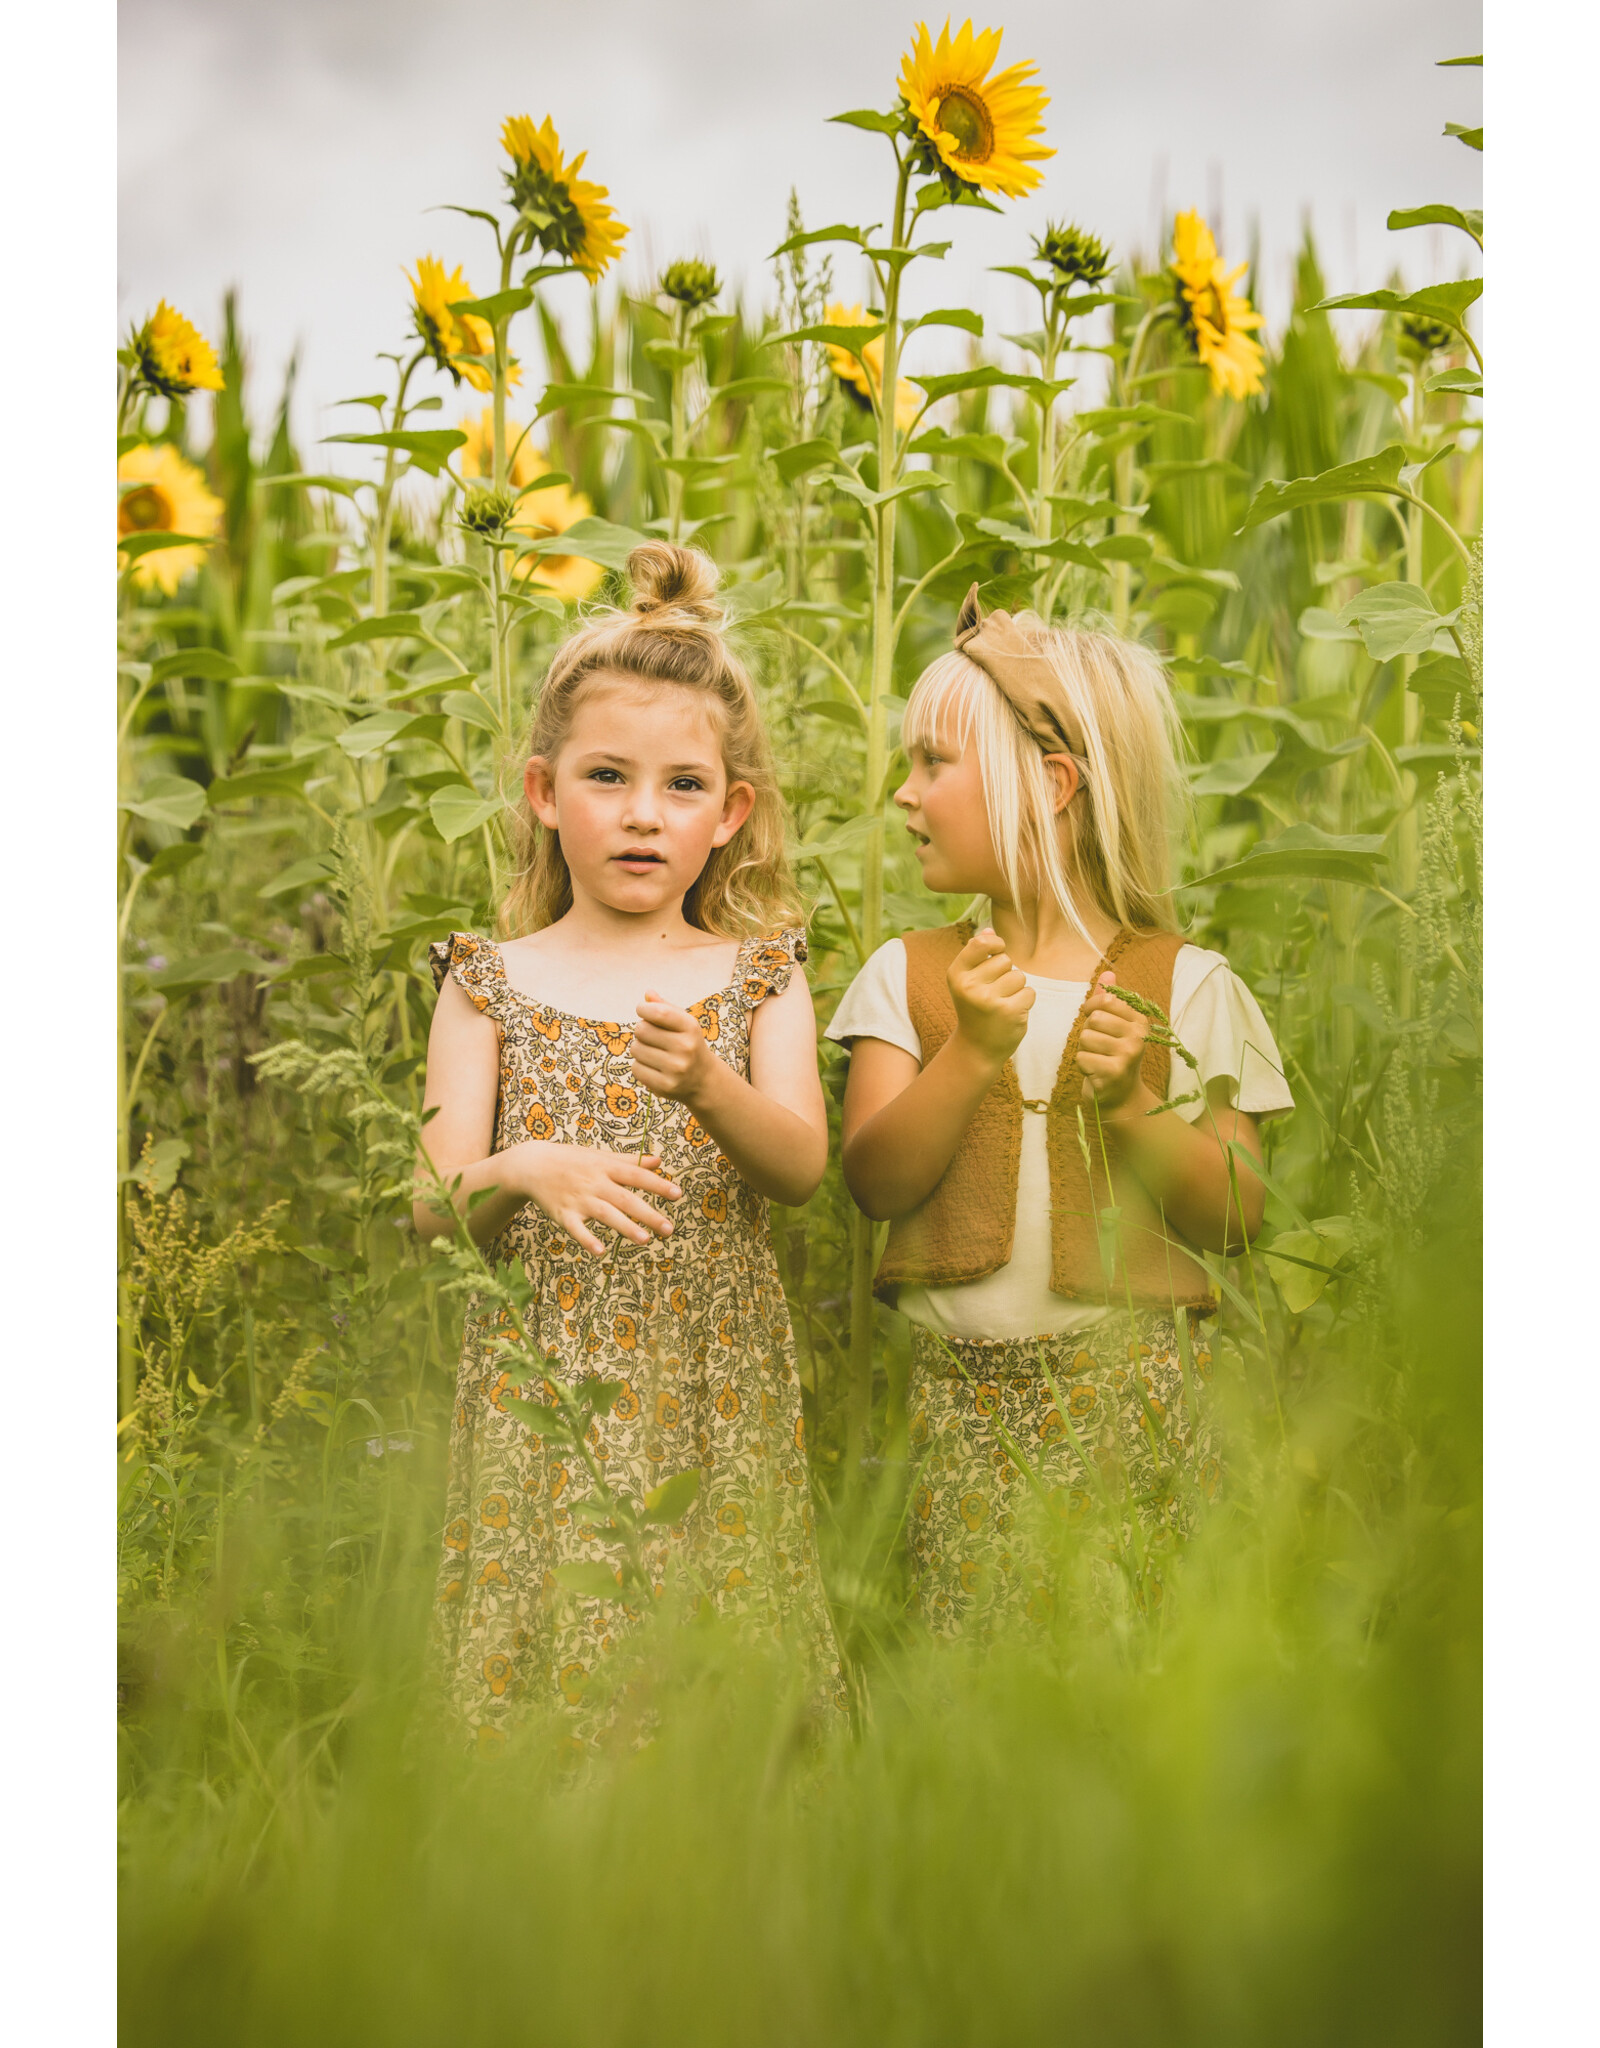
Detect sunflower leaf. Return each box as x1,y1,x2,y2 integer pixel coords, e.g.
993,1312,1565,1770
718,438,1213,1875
1444,122,1483,150
1191,824,1388,888
326,614,426,649
769,439,841,485
1310,280,1481,327
1388,203,1483,245
829,473,949,513
827,108,904,135
1238,445,1407,532
118,532,216,561
641,1469,702,1524
323,429,467,478
207,760,319,806
768,223,868,258
429,787,507,843
903,307,983,337
151,648,241,683
1427,367,1483,396
503,1396,568,1439
534,384,654,418
708,376,791,403
769,322,885,355
517,516,650,571
1336,582,1460,661
439,691,502,734
264,471,367,499
123,775,209,833
146,949,264,996
446,288,533,324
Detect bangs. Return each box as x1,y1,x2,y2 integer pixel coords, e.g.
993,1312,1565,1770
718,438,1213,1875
902,652,992,755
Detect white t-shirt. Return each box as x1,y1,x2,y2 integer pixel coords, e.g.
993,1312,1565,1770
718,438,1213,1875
825,936,1294,1341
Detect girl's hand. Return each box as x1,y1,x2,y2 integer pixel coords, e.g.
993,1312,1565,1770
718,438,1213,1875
631,991,717,1108
1077,971,1153,1112
507,1137,682,1259
948,926,1035,1066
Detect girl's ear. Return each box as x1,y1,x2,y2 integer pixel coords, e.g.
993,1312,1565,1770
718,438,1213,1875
524,755,559,830
1043,753,1081,815
711,779,756,848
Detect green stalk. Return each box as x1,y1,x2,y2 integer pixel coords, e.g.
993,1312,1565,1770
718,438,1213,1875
490,233,521,740
1395,364,1428,1017
847,152,914,1463
370,351,421,626
668,302,689,542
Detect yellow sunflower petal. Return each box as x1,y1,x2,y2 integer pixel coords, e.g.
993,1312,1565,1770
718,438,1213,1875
500,114,628,282
1169,213,1266,400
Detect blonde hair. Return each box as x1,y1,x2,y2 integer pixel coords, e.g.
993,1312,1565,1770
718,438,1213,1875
501,542,803,938
903,620,1188,941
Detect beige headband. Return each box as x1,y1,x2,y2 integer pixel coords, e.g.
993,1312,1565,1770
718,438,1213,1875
953,583,1084,757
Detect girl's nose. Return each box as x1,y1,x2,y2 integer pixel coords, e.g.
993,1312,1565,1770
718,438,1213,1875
892,779,913,810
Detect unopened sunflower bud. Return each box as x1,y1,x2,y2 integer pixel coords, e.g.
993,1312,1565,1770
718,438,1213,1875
660,259,721,309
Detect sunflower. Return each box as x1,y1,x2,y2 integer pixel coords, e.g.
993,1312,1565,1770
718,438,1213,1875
898,19,1052,201
458,409,604,604
407,257,519,394
822,303,920,432
117,443,222,594
1169,211,1265,401
501,116,628,283
130,302,225,399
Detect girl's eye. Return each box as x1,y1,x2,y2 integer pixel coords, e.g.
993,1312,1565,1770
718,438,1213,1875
588,768,624,784
668,776,705,792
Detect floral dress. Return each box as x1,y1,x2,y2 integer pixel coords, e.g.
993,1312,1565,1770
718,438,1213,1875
426,926,845,1746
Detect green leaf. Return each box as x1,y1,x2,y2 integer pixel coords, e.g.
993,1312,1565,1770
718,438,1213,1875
1311,280,1481,326
323,429,467,477
534,383,653,420
1388,203,1483,244
904,307,984,337
769,438,841,485
207,760,318,806
910,365,1075,409
643,339,699,370
440,690,502,734
446,287,533,324
1439,53,1482,64
1297,606,1362,644
1336,582,1459,661
262,472,367,499
1350,369,1408,405
1264,1218,1354,1313
1239,445,1407,532
149,647,241,684
768,223,867,258
326,613,426,649
1427,366,1483,397
1077,402,1193,434
708,375,791,403
829,472,950,513
1444,122,1483,150
827,108,903,135
123,775,208,832
147,949,263,996
259,856,338,900
130,1137,190,1196
553,1561,624,1600
268,953,349,985
1189,749,1279,798
518,516,649,571
504,1395,568,1439
908,427,1015,470
769,321,885,355
429,786,506,842
1193,824,1388,889
641,1468,702,1523
117,532,215,562
337,711,429,759
145,841,206,882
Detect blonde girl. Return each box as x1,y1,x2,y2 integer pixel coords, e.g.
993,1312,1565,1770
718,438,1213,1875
416,542,843,1740
827,589,1294,1632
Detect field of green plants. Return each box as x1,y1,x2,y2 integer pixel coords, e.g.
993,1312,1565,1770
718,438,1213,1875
117,29,1481,2044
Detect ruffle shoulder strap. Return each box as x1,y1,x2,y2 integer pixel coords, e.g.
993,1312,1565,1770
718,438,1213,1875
732,925,809,1011
427,930,511,1018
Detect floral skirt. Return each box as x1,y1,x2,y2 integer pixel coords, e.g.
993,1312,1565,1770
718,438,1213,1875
906,1311,1221,1636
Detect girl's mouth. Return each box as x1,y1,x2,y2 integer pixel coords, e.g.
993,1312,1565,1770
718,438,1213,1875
613,850,666,871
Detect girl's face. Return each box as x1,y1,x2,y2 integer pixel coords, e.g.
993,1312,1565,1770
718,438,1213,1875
894,723,1010,902
525,677,754,919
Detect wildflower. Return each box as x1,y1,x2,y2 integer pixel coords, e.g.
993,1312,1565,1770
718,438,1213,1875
407,256,517,394
1398,313,1455,360
1170,210,1265,400
129,302,225,399
660,259,720,309
822,302,920,431
457,409,604,603
898,19,1053,201
1034,221,1112,289
501,116,628,282
117,443,222,593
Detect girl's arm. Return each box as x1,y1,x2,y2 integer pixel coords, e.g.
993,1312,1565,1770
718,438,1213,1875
1076,973,1266,1252
630,972,828,1206
840,930,1035,1220
414,976,684,1257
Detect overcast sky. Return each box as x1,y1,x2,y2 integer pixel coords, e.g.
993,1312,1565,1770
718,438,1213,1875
120,0,1482,448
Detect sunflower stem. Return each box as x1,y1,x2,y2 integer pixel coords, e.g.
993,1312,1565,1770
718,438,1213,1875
371,352,422,625
668,301,689,542
847,147,914,1468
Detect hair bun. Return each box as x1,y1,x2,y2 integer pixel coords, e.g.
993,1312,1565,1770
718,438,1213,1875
626,541,722,622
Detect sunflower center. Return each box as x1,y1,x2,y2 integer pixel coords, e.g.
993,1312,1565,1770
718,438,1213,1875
933,87,994,162
120,485,173,535
1200,283,1227,333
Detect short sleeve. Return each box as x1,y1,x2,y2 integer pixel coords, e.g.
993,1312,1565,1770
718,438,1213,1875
823,939,921,1061
1168,946,1295,1123
428,931,509,1018
735,925,809,1009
